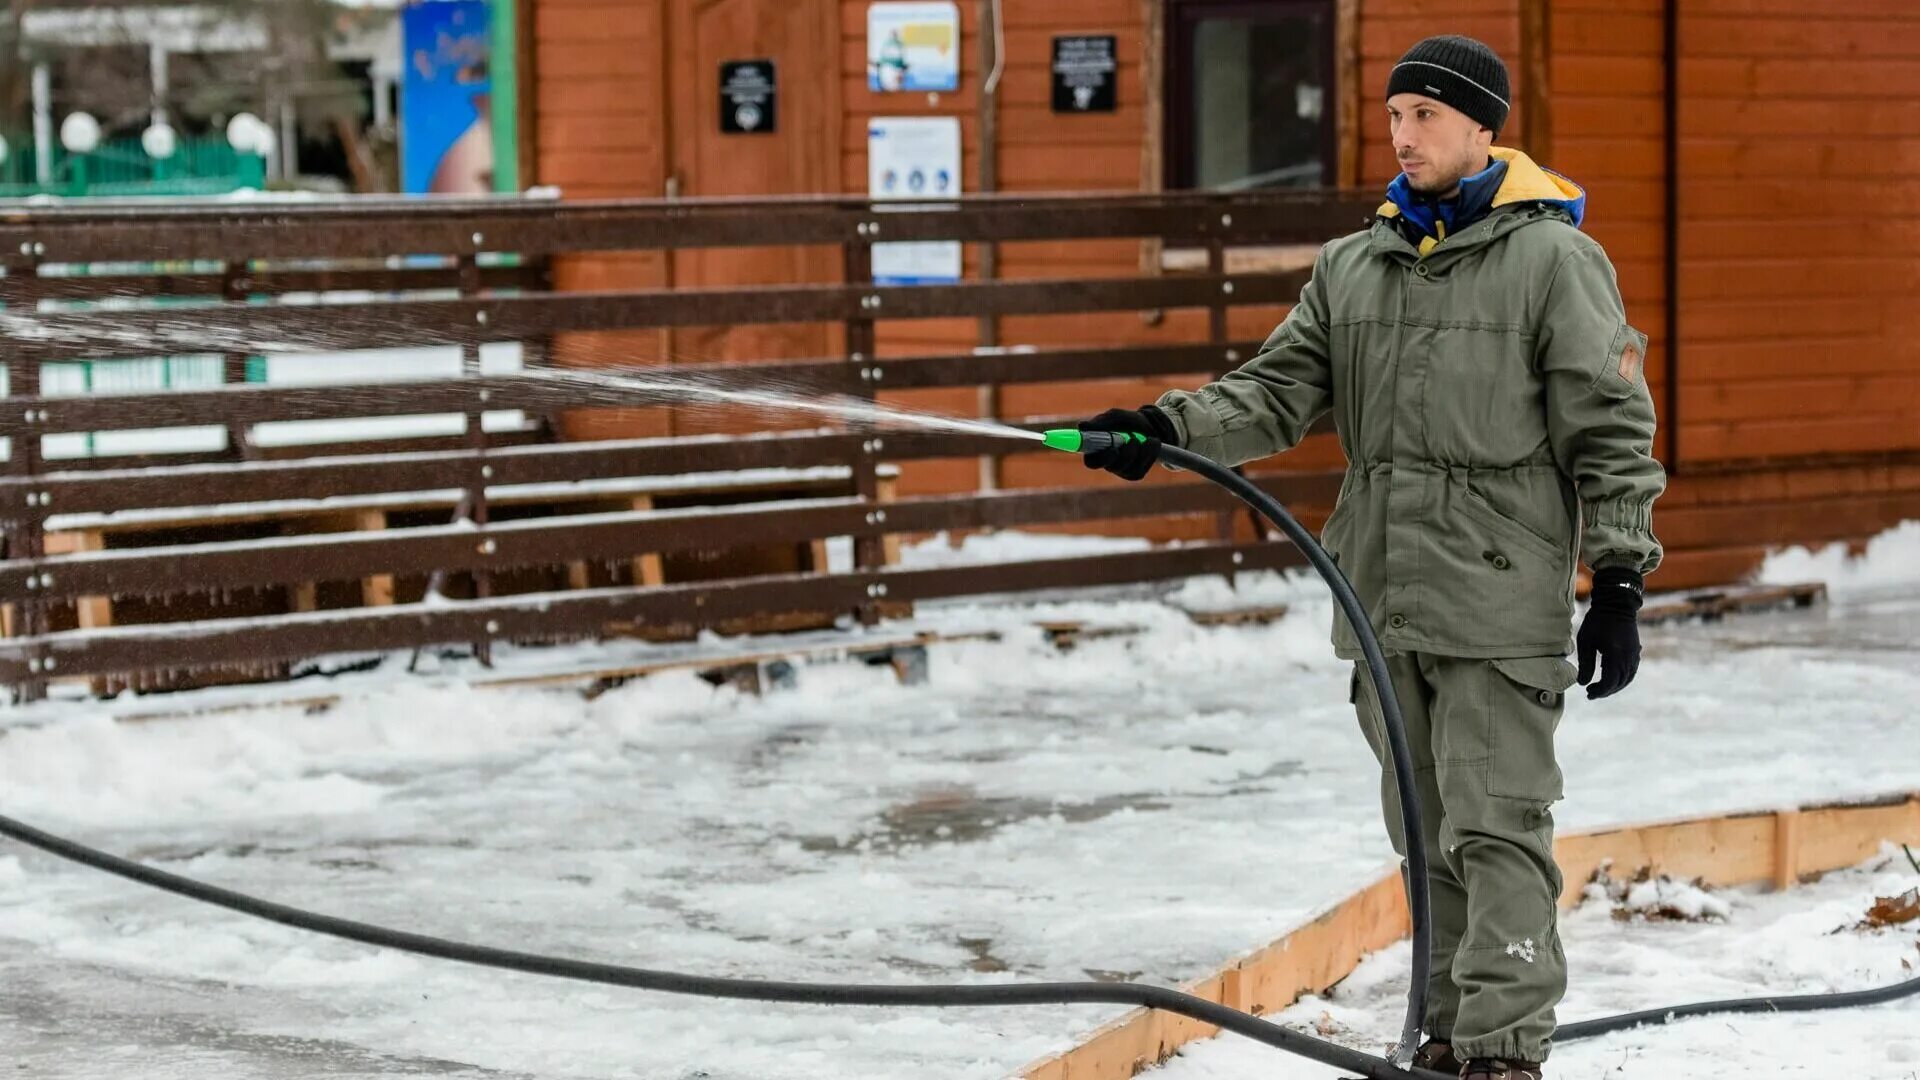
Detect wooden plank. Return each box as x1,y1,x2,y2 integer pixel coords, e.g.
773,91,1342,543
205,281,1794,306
1185,603,1292,628
1554,814,1778,900
13,274,1309,365
351,511,396,607
629,496,665,587
877,476,901,567
1796,794,1920,877
1520,0,1553,162
0,543,1300,682
1336,0,1360,187
1638,582,1826,625
69,531,114,631
0,191,1382,264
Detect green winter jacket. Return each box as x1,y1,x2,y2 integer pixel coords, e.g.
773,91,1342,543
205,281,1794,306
1157,148,1666,661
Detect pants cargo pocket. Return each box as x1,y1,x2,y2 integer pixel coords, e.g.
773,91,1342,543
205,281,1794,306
1351,664,1387,763
1484,656,1575,802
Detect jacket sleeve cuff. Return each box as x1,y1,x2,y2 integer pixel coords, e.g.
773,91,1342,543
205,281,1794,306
1591,552,1644,573
1585,498,1661,575
1152,390,1228,469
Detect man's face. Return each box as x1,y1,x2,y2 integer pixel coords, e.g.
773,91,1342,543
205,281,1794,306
1387,92,1494,194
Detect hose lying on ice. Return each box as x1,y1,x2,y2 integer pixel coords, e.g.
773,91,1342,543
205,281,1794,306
4,430,1915,1079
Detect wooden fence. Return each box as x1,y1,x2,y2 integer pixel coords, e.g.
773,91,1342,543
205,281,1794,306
0,190,1378,700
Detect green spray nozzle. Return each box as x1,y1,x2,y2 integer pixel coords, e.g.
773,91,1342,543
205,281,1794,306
1041,428,1146,454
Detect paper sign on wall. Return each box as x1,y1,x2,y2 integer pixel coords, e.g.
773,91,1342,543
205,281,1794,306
866,2,960,92
867,116,961,285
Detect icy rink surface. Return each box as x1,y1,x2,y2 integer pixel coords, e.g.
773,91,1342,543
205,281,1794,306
0,525,1916,1079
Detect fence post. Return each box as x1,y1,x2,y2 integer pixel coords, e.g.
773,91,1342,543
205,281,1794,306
2,250,49,701
844,220,883,627
222,260,254,459
1204,222,1244,555
459,252,495,666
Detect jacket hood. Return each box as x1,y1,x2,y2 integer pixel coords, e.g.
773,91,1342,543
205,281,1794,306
1378,147,1587,233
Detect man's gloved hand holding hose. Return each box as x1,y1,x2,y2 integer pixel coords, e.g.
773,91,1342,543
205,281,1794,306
1078,405,1178,481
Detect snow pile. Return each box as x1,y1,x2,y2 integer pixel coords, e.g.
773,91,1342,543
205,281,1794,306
1164,568,1327,614
0,682,591,826
1581,859,1732,922
896,529,1150,570
1617,876,1731,923
1756,518,1920,596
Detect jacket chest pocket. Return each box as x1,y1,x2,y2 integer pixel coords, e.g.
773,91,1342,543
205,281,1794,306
1420,325,1546,463
1329,320,1397,464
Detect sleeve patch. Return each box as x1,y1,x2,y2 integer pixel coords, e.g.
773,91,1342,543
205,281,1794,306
1618,340,1643,383
1593,323,1649,400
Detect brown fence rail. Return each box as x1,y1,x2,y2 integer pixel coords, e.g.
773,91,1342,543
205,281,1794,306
0,190,1378,699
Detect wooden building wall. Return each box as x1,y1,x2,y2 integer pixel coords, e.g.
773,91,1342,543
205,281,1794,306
1673,0,1920,465
523,0,1920,588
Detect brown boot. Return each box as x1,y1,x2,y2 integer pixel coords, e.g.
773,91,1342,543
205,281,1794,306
1341,1039,1461,1078
1461,1058,1542,1079
1411,1040,1463,1074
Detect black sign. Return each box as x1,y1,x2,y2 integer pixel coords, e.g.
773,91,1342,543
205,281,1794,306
1051,35,1117,113
720,60,776,134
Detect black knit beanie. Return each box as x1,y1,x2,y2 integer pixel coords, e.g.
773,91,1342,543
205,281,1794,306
1386,35,1511,136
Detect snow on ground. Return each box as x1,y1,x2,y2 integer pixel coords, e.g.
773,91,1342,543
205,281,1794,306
0,526,1915,1078
1153,849,1920,1080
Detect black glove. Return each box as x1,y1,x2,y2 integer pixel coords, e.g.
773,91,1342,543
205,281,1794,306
1577,565,1644,699
1078,405,1178,482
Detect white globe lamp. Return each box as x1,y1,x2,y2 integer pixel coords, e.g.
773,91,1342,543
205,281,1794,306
60,112,101,155
226,112,266,154
142,122,178,160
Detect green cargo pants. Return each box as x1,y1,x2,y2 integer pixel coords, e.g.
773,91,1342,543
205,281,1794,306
1350,651,1577,1063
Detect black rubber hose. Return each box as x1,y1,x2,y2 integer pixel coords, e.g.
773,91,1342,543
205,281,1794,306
4,438,1916,1077
1556,973,1920,1043
1158,444,1432,1064
0,811,1449,1080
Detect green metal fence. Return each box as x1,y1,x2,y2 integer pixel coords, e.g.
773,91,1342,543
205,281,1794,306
0,135,267,198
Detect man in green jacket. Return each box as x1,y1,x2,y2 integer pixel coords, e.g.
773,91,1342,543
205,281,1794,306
1079,34,1665,1080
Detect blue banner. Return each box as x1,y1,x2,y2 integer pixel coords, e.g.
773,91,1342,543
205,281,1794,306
401,0,494,195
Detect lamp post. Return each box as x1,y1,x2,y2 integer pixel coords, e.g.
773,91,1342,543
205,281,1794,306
226,112,274,189
59,112,101,196
142,122,179,182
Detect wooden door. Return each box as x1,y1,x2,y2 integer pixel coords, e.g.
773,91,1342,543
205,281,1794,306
666,0,840,435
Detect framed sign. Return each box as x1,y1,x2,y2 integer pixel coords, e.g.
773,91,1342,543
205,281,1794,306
868,116,962,284
719,60,776,134
866,2,960,92
1052,35,1117,113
